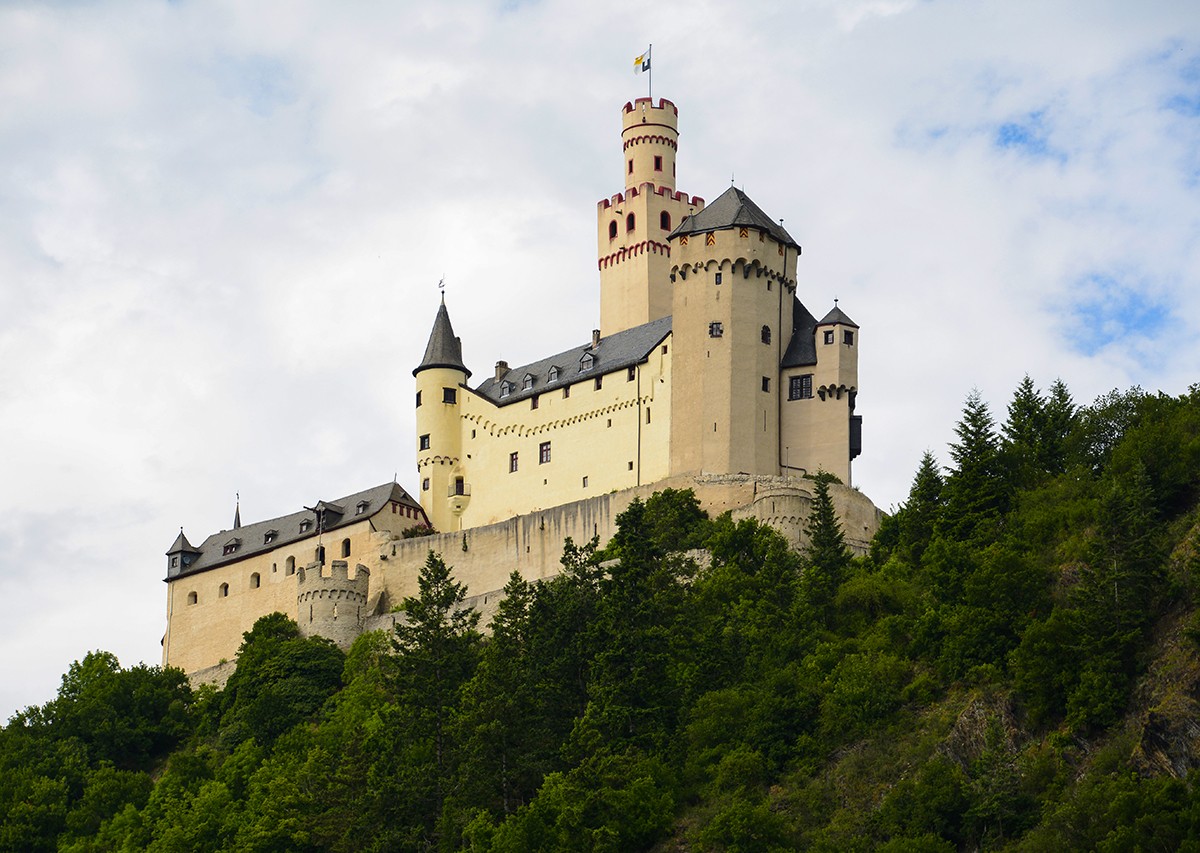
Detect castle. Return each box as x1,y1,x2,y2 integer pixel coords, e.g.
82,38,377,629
162,97,879,679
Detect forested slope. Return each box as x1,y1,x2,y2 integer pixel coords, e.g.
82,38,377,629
3,379,1200,851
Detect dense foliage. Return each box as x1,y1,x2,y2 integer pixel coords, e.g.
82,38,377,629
5,380,1200,850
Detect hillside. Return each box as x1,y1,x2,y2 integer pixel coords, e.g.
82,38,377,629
2,378,1199,852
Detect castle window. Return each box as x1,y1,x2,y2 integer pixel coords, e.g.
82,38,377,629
563,385,570,399
531,395,539,410
660,211,671,230
300,520,312,533
580,353,594,371
510,451,518,473
653,155,662,171
272,562,277,573
583,476,589,487
222,539,239,556
422,478,430,491
341,538,351,558
539,441,552,464
250,572,260,589
709,322,723,338
286,556,295,575
265,530,278,545
844,330,855,346
416,390,422,407
628,366,636,381
356,501,369,515
628,460,634,470
316,545,325,564
419,434,430,451
443,387,457,404
762,377,771,392
548,366,559,382
626,213,635,232
824,330,835,345
187,591,197,605
523,374,534,390
594,376,603,390
171,556,178,568
706,232,716,246
454,477,466,496
646,408,652,424
608,221,617,239
219,583,229,598
789,374,813,400
662,345,668,355
761,325,771,345
628,158,633,174
714,272,722,285
500,381,513,398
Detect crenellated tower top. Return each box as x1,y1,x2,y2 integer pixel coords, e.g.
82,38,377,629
621,98,679,191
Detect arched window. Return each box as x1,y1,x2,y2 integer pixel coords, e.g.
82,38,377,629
341,538,351,558
219,583,229,598
761,325,772,345
187,591,198,605
250,572,260,589
285,556,295,575
660,211,671,230
608,221,617,239
626,213,635,232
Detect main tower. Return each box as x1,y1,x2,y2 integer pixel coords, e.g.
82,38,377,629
597,98,704,336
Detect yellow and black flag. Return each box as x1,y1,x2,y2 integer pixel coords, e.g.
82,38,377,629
634,46,651,75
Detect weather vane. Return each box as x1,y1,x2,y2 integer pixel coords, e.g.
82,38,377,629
438,276,445,302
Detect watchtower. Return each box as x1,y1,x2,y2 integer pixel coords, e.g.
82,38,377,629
297,560,370,649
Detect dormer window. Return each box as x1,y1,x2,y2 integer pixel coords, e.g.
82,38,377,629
500,381,513,398
522,374,534,391
222,538,240,556
580,352,595,372
548,366,560,382
299,520,312,534
264,530,278,545
355,500,369,516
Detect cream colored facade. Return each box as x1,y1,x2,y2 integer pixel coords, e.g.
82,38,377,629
163,95,874,679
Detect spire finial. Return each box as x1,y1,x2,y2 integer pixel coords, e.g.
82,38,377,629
234,493,241,529
438,276,445,303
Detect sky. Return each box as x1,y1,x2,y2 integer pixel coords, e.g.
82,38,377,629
1,0,1198,720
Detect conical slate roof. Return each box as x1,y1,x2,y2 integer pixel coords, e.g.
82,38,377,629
166,529,200,556
669,186,799,248
413,299,471,377
818,305,858,328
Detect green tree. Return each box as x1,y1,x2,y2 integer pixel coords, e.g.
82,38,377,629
800,474,852,619
940,390,1007,543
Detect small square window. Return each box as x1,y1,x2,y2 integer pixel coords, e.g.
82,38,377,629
539,442,551,464
709,322,723,338
509,452,518,473
443,387,457,404
762,377,771,392
824,330,835,345
844,330,855,346
419,434,430,450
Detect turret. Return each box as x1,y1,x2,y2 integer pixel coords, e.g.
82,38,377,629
165,529,201,578
413,298,470,532
598,97,705,336
297,560,370,649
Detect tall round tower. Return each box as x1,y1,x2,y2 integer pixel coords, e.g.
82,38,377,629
414,298,470,532
597,97,705,336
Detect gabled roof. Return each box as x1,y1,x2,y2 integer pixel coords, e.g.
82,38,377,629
473,316,672,406
668,186,799,248
168,482,425,580
414,299,471,377
781,297,819,369
818,305,858,328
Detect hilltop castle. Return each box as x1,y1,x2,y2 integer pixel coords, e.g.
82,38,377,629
163,97,879,679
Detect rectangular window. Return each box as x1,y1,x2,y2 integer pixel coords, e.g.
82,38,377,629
531,395,539,410
844,330,855,346
709,322,723,338
824,330,835,344
539,442,551,464
594,376,603,390
714,272,722,285
653,155,662,171
789,374,814,400
563,385,570,399
628,159,633,174
415,391,422,407
442,387,457,404
646,408,652,423
419,434,430,450
762,377,771,392
422,477,430,491
510,452,518,473
582,476,589,488
627,366,636,381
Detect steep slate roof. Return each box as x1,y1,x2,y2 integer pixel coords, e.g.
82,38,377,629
166,529,200,556
781,297,820,369
669,186,799,248
818,305,858,328
168,482,424,580
414,299,471,377
473,316,672,406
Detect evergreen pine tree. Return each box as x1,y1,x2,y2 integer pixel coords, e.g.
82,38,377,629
940,390,1007,543
1001,375,1046,490
898,450,944,565
802,474,851,617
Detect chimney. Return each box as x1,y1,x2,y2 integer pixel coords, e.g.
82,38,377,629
592,329,601,350
494,360,508,382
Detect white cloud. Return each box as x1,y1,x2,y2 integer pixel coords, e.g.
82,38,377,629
0,0,1197,718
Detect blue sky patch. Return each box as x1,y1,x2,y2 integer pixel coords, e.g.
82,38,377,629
1065,273,1173,356
994,110,1066,163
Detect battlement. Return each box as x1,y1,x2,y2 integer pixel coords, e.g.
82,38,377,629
622,97,678,117
297,559,370,649
597,185,704,210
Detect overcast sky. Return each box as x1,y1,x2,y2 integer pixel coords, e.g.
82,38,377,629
1,0,1197,720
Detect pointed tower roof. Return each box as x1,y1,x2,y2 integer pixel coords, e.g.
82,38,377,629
166,528,201,556
413,298,471,377
233,495,241,529
818,304,858,328
669,186,799,248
